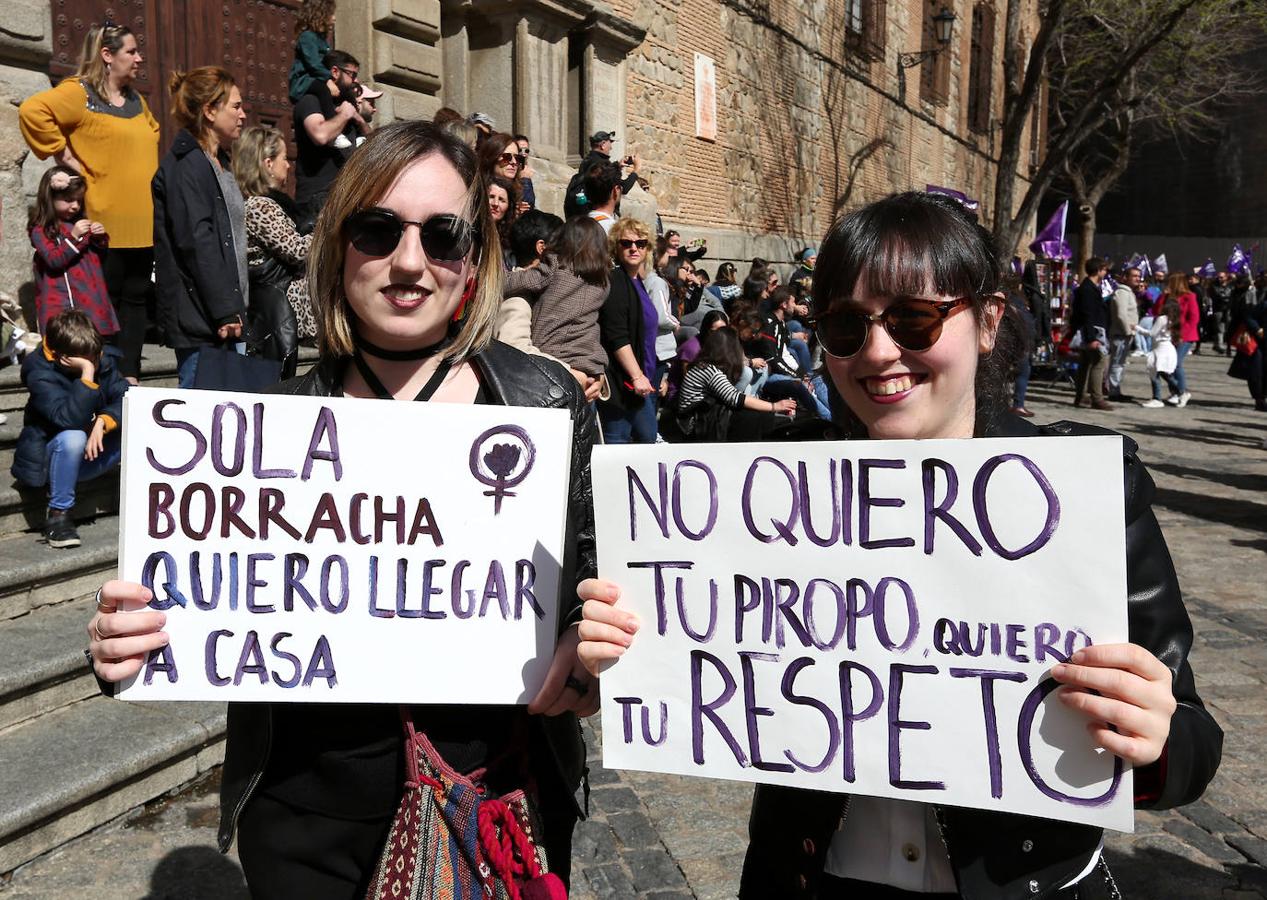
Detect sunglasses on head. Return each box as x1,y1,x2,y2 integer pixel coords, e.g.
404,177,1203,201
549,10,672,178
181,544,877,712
618,238,649,250
813,297,975,358
343,208,476,262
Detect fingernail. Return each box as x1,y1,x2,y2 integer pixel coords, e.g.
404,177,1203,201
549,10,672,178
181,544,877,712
623,616,639,633
606,585,620,601
1051,664,1067,678
159,633,170,645
1069,649,1085,664
157,614,167,627
143,588,153,601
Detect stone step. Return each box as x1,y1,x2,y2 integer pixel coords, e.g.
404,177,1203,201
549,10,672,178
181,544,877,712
0,474,118,543
0,597,98,734
0,518,118,621
0,695,226,875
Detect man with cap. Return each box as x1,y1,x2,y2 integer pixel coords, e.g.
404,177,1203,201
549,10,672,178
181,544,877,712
579,130,641,194
791,247,816,294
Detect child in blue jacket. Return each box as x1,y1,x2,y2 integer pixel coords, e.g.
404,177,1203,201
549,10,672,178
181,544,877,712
11,310,129,548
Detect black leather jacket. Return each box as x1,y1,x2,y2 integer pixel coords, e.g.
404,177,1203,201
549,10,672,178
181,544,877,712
216,340,598,853
739,414,1223,900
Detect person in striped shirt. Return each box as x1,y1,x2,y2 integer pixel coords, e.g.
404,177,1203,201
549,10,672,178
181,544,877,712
675,325,795,441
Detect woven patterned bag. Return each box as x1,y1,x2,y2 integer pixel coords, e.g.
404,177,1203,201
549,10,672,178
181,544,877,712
365,713,567,900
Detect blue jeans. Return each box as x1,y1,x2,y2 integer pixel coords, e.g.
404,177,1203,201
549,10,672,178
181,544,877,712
766,373,832,419
1014,353,1031,407
175,346,201,389
1174,341,1191,393
1135,317,1154,354
599,394,658,444
47,429,122,510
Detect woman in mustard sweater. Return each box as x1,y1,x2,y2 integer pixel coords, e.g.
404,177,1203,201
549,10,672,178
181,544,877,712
20,21,161,382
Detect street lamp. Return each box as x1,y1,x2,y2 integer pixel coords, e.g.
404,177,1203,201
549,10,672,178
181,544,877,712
897,6,957,99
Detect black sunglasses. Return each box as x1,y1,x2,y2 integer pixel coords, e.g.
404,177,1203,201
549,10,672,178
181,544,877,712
618,238,649,250
814,297,974,359
343,208,476,261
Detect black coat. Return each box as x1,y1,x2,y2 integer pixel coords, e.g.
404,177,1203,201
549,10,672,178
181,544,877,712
1068,278,1108,347
214,341,599,856
11,346,129,487
152,129,246,349
738,414,1223,900
599,266,650,410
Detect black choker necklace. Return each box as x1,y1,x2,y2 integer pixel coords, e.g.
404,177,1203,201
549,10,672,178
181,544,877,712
353,332,451,361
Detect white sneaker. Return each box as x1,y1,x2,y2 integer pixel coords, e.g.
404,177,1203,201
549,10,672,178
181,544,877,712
332,133,353,150
0,412,6,425
1140,399,1165,408
1177,392,1191,408
1165,395,1180,406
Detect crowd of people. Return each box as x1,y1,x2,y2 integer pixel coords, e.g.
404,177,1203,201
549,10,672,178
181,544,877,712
0,5,1234,898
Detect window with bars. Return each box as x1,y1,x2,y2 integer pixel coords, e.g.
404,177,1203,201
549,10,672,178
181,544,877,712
844,0,886,61
966,3,996,133
919,0,952,106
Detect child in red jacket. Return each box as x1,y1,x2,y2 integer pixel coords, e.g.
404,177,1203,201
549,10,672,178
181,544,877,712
28,166,119,339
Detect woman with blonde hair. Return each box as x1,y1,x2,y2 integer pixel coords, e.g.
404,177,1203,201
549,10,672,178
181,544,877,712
232,125,315,378
151,66,248,387
19,19,160,381
597,217,661,442
89,121,598,897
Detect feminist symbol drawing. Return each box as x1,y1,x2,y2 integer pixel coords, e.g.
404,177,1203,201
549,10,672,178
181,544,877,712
469,425,537,514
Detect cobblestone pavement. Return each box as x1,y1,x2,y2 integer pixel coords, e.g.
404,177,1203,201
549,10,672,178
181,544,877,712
3,350,1265,899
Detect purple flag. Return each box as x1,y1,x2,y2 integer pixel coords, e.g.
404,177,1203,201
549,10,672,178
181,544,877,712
1028,201,1071,260
1198,259,1217,278
1125,254,1150,279
1228,244,1249,275
1152,254,1168,275
1100,275,1118,298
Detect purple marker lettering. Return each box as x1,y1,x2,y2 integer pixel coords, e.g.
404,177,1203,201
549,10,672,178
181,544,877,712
781,657,840,773
210,402,247,477
147,398,206,475
690,650,748,767
859,459,915,549
740,650,793,773
838,660,883,782
887,663,944,791
972,454,1061,560
922,458,983,556
672,460,718,540
950,667,1028,798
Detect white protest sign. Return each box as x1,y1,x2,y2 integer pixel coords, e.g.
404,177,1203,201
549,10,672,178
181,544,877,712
593,437,1134,831
115,386,572,704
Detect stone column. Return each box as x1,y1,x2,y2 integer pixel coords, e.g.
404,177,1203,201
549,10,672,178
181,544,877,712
339,0,444,122
583,12,652,225
0,0,52,312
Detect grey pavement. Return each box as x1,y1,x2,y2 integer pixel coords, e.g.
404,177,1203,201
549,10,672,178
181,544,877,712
3,349,1265,899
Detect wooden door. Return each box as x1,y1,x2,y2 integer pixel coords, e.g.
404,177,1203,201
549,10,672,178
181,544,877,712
48,0,299,155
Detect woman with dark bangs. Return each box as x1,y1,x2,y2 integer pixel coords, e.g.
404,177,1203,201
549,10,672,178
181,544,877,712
576,191,1222,898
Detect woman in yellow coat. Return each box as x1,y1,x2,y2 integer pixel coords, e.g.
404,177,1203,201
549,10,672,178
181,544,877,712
20,21,161,381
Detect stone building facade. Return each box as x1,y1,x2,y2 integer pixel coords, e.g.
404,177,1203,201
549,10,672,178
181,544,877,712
0,0,1039,306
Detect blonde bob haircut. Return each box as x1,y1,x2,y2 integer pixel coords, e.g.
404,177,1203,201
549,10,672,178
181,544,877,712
232,125,286,199
307,121,503,363
607,217,653,277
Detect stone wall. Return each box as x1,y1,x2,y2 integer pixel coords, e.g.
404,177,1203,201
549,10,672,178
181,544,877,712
607,0,1039,270
0,0,53,318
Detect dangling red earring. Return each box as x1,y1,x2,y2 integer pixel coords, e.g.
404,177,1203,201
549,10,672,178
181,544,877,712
453,277,476,322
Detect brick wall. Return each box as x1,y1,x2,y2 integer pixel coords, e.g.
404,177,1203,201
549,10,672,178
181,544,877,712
610,0,1038,260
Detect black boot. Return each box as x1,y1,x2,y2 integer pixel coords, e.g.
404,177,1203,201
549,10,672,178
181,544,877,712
44,507,81,549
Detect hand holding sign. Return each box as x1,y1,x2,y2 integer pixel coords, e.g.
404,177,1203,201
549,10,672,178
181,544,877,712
1052,643,1177,766
88,580,167,683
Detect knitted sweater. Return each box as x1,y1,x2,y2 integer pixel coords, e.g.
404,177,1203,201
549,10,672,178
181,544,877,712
19,79,160,248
